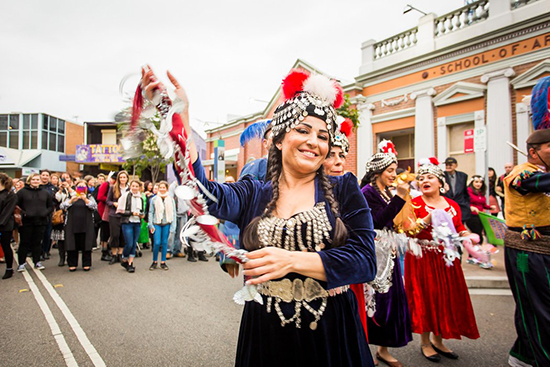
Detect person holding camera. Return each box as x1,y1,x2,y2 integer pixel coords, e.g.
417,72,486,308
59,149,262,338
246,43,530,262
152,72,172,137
60,180,98,271
52,177,76,266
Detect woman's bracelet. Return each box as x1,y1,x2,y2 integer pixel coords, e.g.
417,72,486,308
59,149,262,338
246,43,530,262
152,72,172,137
416,218,427,229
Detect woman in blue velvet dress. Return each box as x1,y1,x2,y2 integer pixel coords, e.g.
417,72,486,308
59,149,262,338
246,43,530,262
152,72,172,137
360,151,413,367
141,68,376,366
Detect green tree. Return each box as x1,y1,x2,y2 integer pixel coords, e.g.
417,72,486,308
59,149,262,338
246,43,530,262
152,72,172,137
119,110,172,183
337,94,361,131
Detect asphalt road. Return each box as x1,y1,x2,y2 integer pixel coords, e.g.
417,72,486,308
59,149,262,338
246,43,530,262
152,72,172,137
1,250,516,367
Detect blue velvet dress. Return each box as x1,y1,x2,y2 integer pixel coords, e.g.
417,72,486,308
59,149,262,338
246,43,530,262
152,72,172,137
193,159,377,367
361,185,413,348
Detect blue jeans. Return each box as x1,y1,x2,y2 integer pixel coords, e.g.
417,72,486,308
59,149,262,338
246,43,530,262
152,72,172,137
121,222,141,259
168,214,187,254
153,224,171,262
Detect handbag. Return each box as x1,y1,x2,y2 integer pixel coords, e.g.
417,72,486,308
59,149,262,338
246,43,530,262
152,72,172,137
52,209,65,226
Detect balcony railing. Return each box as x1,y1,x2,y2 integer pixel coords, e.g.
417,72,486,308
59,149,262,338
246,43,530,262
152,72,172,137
374,27,418,60
434,0,489,37
511,0,539,9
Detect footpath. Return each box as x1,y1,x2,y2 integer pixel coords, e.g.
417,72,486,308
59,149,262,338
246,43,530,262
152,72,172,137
461,246,511,295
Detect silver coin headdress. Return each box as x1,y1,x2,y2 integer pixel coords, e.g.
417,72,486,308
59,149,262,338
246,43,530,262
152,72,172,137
271,69,344,143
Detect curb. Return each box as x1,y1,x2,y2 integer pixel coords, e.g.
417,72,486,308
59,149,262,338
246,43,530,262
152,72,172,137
465,275,510,289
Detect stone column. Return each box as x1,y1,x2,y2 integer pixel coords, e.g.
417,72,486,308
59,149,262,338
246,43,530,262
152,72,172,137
474,110,486,175
436,117,447,163
516,102,530,165
411,88,436,167
356,99,375,179
481,68,515,174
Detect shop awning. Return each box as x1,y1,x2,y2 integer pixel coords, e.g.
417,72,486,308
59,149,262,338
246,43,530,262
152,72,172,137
0,147,41,169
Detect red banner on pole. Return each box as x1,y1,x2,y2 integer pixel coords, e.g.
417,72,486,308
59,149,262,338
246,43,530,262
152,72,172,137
464,129,474,153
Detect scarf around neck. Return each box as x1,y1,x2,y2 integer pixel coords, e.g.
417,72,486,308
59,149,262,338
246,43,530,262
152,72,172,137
153,192,174,224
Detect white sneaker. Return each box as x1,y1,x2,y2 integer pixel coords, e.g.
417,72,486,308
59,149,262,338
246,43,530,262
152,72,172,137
35,262,45,270
17,264,26,272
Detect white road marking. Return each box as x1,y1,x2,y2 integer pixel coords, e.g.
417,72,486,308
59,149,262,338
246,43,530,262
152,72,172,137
18,266,79,367
30,263,107,367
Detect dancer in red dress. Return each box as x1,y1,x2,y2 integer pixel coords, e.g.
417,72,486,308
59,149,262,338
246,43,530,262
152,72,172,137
405,162,479,363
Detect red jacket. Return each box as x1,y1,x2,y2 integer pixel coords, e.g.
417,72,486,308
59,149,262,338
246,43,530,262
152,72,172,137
467,187,491,215
97,182,110,218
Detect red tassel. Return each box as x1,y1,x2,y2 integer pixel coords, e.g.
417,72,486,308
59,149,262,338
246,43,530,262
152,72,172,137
429,157,440,165
130,84,144,132
282,69,310,100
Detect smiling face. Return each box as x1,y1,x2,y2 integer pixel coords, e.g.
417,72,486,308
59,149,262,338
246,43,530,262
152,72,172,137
40,171,50,184
417,173,442,196
118,173,128,186
323,146,346,176
158,183,168,195
30,175,41,188
472,178,483,190
377,163,398,188
276,116,330,176
130,181,141,194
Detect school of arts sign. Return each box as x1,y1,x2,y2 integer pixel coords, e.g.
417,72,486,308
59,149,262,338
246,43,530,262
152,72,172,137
435,33,550,77
75,144,125,163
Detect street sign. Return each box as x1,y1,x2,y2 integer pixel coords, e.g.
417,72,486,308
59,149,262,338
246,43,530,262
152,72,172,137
474,126,487,152
464,129,474,153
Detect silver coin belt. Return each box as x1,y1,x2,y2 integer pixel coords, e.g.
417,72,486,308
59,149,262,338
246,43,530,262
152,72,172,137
257,203,332,252
416,239,445,252
257,277,349,330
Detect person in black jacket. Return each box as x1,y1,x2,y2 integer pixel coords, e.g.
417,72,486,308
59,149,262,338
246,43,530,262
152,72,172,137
443,157,471,223
60,180,97,272
0,173,17,279
16,173,53,272
39,170,57,260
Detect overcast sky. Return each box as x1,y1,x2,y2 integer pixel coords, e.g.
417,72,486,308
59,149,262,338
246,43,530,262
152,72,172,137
1,0,463,136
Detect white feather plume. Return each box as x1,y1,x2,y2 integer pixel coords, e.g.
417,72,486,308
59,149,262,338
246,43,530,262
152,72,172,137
303,74,337,104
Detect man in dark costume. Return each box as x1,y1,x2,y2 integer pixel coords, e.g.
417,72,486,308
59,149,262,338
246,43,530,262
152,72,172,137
504,76,550,367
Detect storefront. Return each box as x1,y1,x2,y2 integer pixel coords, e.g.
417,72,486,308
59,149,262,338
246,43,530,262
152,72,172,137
351,0,550,178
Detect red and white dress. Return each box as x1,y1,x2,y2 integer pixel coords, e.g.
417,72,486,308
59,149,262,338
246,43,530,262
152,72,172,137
405,196,480,339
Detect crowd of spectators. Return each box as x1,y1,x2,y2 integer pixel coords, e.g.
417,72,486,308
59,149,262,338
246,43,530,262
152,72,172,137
0,169,208,279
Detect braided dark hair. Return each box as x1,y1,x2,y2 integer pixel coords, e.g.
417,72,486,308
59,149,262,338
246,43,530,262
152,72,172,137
242,131,348,250
242,143,282,251
317,165,348,247
370,174,393,202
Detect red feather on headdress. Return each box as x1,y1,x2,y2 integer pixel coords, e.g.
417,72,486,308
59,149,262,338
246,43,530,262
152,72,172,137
429,157,440,165
378,139,397,155
340,118,353,137
333,83,344,109
282,69,310,100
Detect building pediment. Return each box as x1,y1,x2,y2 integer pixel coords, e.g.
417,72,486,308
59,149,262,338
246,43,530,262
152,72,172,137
510,59,550,89
432,82,486,106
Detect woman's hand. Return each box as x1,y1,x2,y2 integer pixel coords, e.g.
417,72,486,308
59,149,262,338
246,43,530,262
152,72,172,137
141,65,164,101
69,196,79,204
396,182,410,199
149,227,155,234
113,202,118,208
470,206,479,214
243,247,294,285
167,71,189,111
